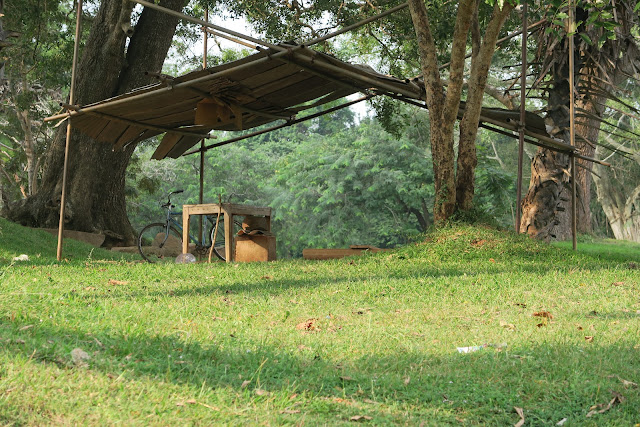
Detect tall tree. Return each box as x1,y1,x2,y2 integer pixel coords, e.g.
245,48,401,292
6,0,188,245
407,0,514,221
220,0,516,223
520,1,640,240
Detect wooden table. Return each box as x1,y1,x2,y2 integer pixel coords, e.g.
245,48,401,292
181,203,272,262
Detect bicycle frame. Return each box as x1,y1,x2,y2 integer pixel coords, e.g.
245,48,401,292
163,206,213,248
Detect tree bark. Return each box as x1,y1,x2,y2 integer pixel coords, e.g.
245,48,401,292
593,150,640,242
456,1,513,211
520,30,575,241
5,0,188,246
521,2,639,239
408,0,475,223
573,73,605,232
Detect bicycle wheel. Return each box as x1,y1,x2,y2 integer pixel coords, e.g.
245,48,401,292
137,223,183,263
209,216,226,261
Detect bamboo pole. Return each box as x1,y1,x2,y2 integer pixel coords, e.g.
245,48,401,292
204,28,259,50
57,0,83,261
569,2,578,250
281,47,422,99
303,2,409,46
199,7,208,246
516,0,527,233
438,19,546,71
131,0,281,50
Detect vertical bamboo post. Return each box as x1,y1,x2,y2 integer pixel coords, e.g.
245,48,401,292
57,0,83,261
516,0,527,233
568,1,578,250
199,7,208,243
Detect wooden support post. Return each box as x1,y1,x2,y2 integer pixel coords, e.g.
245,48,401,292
199,7,208,244
569,1,577,250
57,0,82,261
516,0,527,233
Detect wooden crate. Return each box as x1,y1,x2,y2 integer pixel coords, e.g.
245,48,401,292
234,235,276,262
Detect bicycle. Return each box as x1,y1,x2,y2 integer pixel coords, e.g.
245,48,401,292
137,190,228,263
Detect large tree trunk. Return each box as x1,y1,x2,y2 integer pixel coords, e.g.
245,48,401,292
593,149,640,242
6,0,187,246
520,27,575,241
521,2,639,239
573,74,605,232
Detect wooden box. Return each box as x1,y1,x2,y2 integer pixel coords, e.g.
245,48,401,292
234,235,276,262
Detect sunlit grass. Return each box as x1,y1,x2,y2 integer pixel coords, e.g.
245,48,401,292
1,218,639,425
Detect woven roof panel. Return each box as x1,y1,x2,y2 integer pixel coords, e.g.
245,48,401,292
63,45,422,159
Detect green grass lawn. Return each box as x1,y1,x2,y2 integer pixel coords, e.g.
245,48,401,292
1,217,639,425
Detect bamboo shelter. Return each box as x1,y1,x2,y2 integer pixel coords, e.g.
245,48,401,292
48,0,601,259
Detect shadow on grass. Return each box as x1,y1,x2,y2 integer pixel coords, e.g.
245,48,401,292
65,255,639,301
1,315,638,424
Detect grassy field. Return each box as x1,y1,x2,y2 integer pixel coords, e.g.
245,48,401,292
1,217,639,425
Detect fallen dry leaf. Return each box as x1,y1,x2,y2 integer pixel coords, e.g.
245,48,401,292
586,392,624,417
84,286,96,291
533,311,553,319
471,239,487,247
19,325,34,331
241,380,251,389
281,409,301,414
108,279,128,286
404,376,411,385
611,281,624,286
186,399,197,404
620,378,638,388
261,275,273,280
556,418,568,425
350,415,373,422
500,320,516,330
340,376,355,382
197,402,220,411
585,336,594,343
514,406,525,427
296,318,319,331
254,389,269,396
489,258,496,263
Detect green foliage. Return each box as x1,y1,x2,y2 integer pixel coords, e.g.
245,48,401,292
127,113,435,258
271,117,433,256
0,0,79,202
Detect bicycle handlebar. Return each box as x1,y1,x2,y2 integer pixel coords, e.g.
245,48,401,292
162,190,184,209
